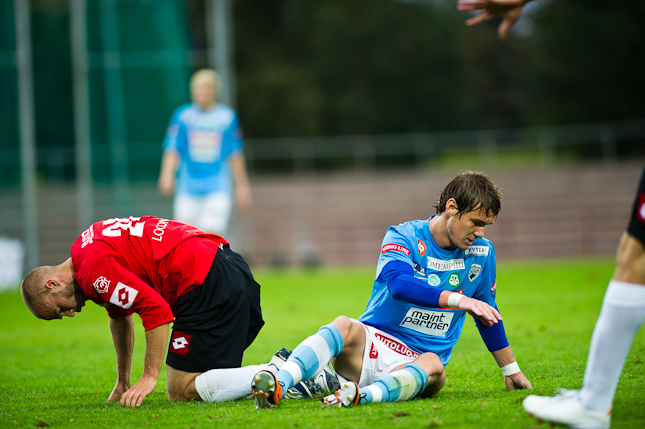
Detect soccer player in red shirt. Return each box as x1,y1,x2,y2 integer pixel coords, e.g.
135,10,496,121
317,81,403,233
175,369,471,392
21,216,273,406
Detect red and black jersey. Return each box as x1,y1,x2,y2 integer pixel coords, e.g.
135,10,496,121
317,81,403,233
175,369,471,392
70,216,228,331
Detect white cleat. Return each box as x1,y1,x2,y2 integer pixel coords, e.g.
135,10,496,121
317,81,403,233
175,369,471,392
523,389,610,429
322,381,360,408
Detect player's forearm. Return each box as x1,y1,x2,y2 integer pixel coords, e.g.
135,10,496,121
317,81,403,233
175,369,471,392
230,153,250,188
110,315,135,383
491,345,516,367
141,323,169,382
159,152,179,178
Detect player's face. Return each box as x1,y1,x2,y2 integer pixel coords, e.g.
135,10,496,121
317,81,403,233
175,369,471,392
191,80,216,109
446,206,495,250
42,281,87,320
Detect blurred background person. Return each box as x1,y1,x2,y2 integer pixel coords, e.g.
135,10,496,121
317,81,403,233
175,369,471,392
158,69,252,236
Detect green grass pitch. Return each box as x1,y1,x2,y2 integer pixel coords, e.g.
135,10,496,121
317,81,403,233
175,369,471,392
1,259,644,428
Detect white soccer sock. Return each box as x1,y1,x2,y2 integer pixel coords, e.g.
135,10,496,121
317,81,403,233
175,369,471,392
195,364,275,402
578,280,645,413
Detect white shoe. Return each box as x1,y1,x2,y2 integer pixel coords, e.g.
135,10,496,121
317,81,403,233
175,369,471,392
322,381,360,408
523,389,610,429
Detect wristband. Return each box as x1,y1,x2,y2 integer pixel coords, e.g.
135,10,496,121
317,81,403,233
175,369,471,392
500,361,520,376
447,293,464,308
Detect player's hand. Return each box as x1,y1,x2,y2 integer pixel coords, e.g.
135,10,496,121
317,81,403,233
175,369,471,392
119,375,158,407
107,380,130,403
457,0,531,40
457,296,502,326
504,371,532,390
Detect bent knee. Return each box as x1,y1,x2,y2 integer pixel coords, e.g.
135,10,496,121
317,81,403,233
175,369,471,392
167,384,190,402
331,315,353,332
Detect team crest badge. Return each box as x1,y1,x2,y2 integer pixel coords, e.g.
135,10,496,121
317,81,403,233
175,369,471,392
93,276,110,294
468,264,482,282
417,240,426,256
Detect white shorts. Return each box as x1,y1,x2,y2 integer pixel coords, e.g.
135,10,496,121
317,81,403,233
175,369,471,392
174,192,232,235
347,321,419,388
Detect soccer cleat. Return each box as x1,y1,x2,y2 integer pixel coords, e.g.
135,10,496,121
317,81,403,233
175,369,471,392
286,364,341,399
268,347,292,370
322,381,360,408
522,389,610,429
251,370,283,409
269,347,341,399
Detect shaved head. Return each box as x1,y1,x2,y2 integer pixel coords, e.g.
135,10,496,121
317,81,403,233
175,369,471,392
21,260,83,320
21,266,52,318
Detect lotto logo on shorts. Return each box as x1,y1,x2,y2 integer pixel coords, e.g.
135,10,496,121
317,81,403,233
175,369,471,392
381,244,410,255
637,193,645,224
170,331,191,356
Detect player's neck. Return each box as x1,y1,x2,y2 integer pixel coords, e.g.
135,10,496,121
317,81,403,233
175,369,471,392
428,214,452,250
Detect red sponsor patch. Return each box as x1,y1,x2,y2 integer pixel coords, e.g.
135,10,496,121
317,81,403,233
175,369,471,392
170,331,191,356
381,243,410,255
369,342,379,359
491,280,497,294
374,332,419,358
417,240,426,256
637,193,645,224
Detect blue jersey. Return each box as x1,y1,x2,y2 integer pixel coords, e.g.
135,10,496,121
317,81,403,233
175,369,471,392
163,103,243,195
358,216,498,365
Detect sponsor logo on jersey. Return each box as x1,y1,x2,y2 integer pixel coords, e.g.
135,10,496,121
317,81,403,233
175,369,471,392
109,282,138,310
448,273,461,287
382,243,410,255
417,240,426,256
468,264,482,282
465,245,489,257
413,262,426,276
427,257,464,272
81,227,94,248
170,331,191,356
374,332,420,358
93,276,110,294
400,307,454,337
369,342,379,359
637,193,645,224
491,280,497,294
428,274,440,286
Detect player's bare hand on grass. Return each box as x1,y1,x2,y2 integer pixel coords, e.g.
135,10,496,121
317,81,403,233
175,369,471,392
504,371,532,390
119,376,158,407
457,296,502,326
458,0,531,40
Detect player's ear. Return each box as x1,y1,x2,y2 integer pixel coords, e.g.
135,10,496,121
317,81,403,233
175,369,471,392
44,279,59,290
445,198,459,216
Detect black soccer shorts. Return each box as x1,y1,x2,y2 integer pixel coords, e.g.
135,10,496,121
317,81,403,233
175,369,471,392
165,245,264,373
627,164,645,245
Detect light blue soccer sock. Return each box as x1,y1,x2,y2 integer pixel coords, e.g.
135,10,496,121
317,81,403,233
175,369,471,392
359,363,429,404
276,324,344,398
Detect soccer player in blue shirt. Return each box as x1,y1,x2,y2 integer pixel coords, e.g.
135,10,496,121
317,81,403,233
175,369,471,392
158,69,252,235
252,171,532,409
